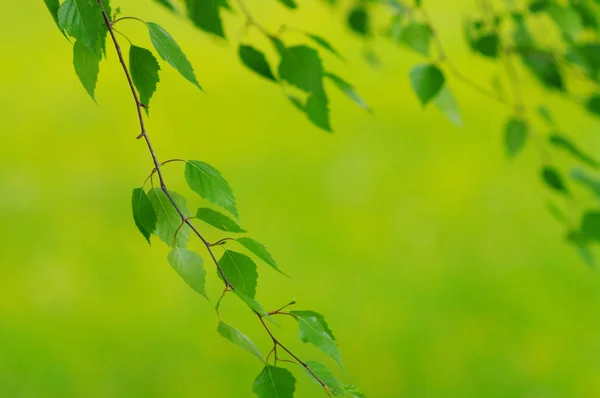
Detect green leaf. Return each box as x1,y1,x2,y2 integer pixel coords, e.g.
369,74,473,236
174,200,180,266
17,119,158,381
305,34,344,61
129,45,160,109
147,188,191,248
541,166,569,195
573,2,598,30
278,45,324,93
185,0,227,38
196,208,246,233
253,366,296,398
571,168,600,198
45,0,68,38
167,248,207,298
585,94,600,117
73,40,100,101
433,86,462,126
218,250,258,298
291,310,342,368
58,0,104,50
277,0,298,9
234,290,269,317
153,0,177,12
147,22,202,89
409,64,445,106
239,45,276,82
184,160,239,220
236,237,285,275
504,117,528,158
347,6,370,36
343,385,367,398
303,361,345,396
521,50,564,91
537,105,554,125
547,4,582,41
549,135,599,168
217,321,264,363
472,33,500,58
400,22,430,56
132,188,157,244
324,72,370,111
567,230,595,268
305,92,332,132
581,212,600,242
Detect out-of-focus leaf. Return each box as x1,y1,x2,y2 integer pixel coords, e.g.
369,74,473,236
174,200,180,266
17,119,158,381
305,92,332,132
433,86,462,126
347,5,370,36
400,22,430,56
409,64,445,105
541,166,569,195
185,0,227,38
549,135,599,168
324,73,370,111
278,45,324,93
239,45,276,82
505,117,528,158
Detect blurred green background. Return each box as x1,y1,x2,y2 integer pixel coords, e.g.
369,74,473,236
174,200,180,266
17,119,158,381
1,1,600,397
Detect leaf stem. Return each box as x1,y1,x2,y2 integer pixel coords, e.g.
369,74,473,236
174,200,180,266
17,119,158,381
112,16,147,26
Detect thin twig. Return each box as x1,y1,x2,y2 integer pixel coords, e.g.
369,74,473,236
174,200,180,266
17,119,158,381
97,0,230,286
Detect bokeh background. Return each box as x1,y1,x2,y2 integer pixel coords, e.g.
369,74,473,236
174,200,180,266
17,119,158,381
2,0,600,397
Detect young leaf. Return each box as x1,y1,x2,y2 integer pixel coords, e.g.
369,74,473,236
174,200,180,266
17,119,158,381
239,45,276,82
585,94,600,118
147,188,191,248
153,0,177,12
541,166,569,195
278,45,324,93
549,135,599,168
581,212,600,242
253,366,296,398
303,361,345,396
347,5,370,36
236,237,285,275
547,4,582,41
521,51,564,91
218,250,258,298
472,33,500,58
184,160,239,220
433,86,462,126
571,168,600,199
305,92,332,132
132,188,157,244
277,0,298,9
400,22,430,56
504,117,528,158
305,33,344,61
185,0,227,38
217,321,264,363
196,208,246,233
409,64,445,105
58,0,104,50
129,45,160,109
291,310,342,368
167,248,208,298
147,22,202,89
73,40,100,101
324,73,370,111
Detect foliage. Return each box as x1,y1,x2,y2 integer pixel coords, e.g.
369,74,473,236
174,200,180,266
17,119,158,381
44,0,600,396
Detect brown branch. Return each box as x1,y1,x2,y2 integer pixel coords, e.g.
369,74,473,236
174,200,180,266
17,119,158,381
96,0,230,286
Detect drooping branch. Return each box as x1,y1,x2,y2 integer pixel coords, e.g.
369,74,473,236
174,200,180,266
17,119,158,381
96,1,332,394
